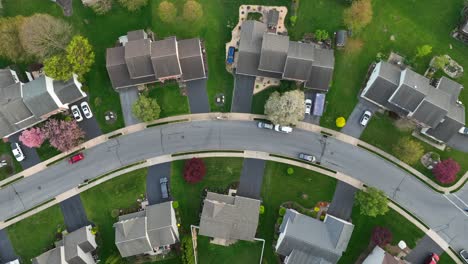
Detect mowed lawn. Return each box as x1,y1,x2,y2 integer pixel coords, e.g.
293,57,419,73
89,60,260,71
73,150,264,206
81,168,148,262
147,82,190,118
197,235,263,264
7,205,65,264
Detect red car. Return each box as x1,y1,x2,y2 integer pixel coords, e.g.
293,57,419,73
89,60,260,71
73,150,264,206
425,253,440,264
69,153,85,164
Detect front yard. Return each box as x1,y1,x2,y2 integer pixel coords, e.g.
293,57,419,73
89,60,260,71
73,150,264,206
147,83,190,118
196,235,263,264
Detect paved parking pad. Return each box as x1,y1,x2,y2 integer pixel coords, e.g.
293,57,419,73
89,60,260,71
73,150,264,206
0,229,17,263
60,195,91,233
405,235,444,264
72,98,103,140
147,162,172,205
8,132,41,170
237,158,266,199
119,87,140,126
327,181,358,221
231,74,255,113
186,79,210,113
341,100,379,138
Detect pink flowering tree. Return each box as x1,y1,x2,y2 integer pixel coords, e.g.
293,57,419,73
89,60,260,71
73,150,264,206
43,119,85,152
18,127,46,148
371,226,393,247
432,159,460,184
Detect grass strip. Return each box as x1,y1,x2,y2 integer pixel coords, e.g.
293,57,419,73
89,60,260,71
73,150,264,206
5,198,56,222
79,160,147,188
268,154,337,173
0,176,24,188
146,119,189,128
46,148,85,167
171,150,244,157
108,133,123,139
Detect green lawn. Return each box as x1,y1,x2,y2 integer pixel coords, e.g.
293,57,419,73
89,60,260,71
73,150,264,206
81,168,148,262
338,205,426,264
361,113,468,186
197,235,263,264
36,141,61,162
170,158,244,232
147,82,190,118
259,161,338,263
7,205,65,264
438,253,458,264
251,81,298,115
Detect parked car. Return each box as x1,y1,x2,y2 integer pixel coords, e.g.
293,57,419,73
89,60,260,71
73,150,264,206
69,153,85,164
460,250,468,263
80,101,93,119
71,105,83,122
459,127,468,135
274,124,293,133
11,142,25,162
424,253,439,264
257,121,274,130
227,46,235,64
360,110,372,126
160,177,169,199
298,153,316,162
305,99,312,115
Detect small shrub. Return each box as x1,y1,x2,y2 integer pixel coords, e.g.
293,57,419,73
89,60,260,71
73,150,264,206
371,226,393,247
279,207,286,216
314,207,320,212
183,158,206,183
172,201,179,209
111,209,120,218
276,217,283,225
432,158,460,184
320,214,325,220
91,226,99,235
430,152,440,161
158,1,177,23
287,167,294,175
259,205,265,214
183,0,203,22
290,15,297,26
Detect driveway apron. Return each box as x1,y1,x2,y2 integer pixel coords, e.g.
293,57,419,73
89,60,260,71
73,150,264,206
185,79,210,113
327,181,358,221
0,229,17,263
146,162,172,205
60,195,92,233
237,158,266,199
405,235,444,264
118,87,140,126
231,74,255,113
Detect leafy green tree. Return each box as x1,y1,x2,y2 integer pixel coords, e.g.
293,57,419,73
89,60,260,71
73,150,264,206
343,0,373,32
393,137,424,165
415,45,432,58
355,187,389,217
433,55,449,70
118,0,148,11
183,0,203,22
181,236,195,264
44,54,73,81
158,1,177,23
132,95,161,122
264,90,305,126
0,16,27,62
314,29,329,41
90,0,113,15
66,35,95,79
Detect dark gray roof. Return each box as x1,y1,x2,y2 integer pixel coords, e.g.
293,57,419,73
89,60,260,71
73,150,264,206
276,210,353,264
177,38,206,81
305,48,335,90
283,42,315,81
425,115,464,142
22,76,59,117
64,226,97,263
267,9,280,27
336,30,347,46
127,30,147,41
389,85,427,113
287,250,332,264
437,76,463,102
53,78,85,105
0,69,17,88
125,39,154,79
258,33,289,73
237,21,266,76
114,216,152,257
411,88,450,127
362,77,399,108
199,193,261,241
151,38,181,79
146,202,179,248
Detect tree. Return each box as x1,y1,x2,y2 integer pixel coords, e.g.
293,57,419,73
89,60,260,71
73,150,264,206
181,236,195,264
433,55,449,70
66,35,95,79
259,205,265,214
44,54,73,81
19,127,46,148
264,90,305,126
159,1,177,23
183,158,206,183
432,159,460,184
183,1,203,22
314,29,329,42
371,226,393,247
392,137,424,165
118,0,148,12
19,14,72,59
43,119,85,152
290,15,297,26
90,0,113,15
132,95,161,122
343,0,373,32
355,187,389,217
415,45,432,58
0,16,27,62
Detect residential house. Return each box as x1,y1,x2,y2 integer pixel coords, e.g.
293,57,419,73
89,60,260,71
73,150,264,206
236,20,335,92
114,201,179,258
362,246,404,264
361,61,465,143
0,69,86,139
32,225,97,264
276,209,354,264
457,5,468,43
199,192,261,244
106,30,206,90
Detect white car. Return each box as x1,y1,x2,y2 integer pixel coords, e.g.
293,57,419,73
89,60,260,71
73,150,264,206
298,153,316,162
305,99,312,115
81,101,93,119
71,105,83,122
274,124,293,134
360,110,372,126
459,127,468,135
11,142,25,162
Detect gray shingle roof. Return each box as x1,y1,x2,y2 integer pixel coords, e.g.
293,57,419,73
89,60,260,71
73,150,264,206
125,39,154,79
411,88,450,127
0,69,17,88
287,250,332,264
115,216,152,257
276,210,353,264
146,202,179,248
389,85,427,113
199,193,260,241
53,78,85,105
283,42,314,81
32,247,63,264
437,76,463,102
127,30,147,41
151,37,181,79
22,76,59,117
177,38,206,81
258,33,289,73
236,21,265,76
305,48,335,90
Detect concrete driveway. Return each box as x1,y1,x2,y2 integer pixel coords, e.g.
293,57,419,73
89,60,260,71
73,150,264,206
60,195,91,233
146,163,172,205
237,158,266,199
119,87,140,126
231,74,255,113
186,79,210,113
405,235,444,264
0,229,17,263
340,100,379,138
71,98,102,140
8,132,41,170
327,181,357,221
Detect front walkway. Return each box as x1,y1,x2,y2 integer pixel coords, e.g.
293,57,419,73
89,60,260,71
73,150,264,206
60,195,92,233
237,158,266,199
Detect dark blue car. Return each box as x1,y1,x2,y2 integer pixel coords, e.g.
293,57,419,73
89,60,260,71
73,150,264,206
227,46,235,64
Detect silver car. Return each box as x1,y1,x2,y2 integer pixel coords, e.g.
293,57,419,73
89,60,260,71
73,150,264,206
298,153,316,162
160,177,169,199
257,121,274,130
460,250,468,263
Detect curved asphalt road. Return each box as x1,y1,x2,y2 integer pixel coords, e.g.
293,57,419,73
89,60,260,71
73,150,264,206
0,120,467,251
